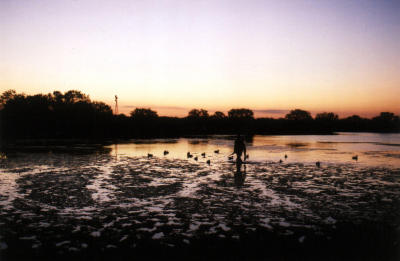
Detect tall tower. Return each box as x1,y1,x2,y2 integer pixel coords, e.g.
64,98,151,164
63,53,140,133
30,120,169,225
114,95,118,115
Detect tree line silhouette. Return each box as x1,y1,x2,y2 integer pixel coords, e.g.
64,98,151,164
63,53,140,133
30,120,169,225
0,90,399,142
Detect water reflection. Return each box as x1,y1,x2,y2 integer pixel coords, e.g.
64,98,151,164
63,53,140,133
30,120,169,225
286,142,308,148
234,162,246,187
1,139,399,257
107,133,400,167
188,139,209,145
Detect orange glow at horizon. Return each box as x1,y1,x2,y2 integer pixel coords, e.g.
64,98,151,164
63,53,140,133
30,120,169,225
1,0,399,119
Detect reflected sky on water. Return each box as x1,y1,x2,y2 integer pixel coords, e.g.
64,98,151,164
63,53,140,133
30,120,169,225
108,133,400,167
1,133,399,254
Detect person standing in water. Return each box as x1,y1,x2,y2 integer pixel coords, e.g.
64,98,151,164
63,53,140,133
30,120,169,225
233,135,246,163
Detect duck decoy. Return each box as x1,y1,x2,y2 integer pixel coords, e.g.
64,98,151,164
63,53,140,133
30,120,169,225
316,161,321,167
201,152,206,158
187,152,193,158
194,156,198,161
206,160,211,165
214,150,219,154
284,154,288,159
246,154,249,159
147,153,153,158
352,155,358,161
163,150,169,155
279,159,283,163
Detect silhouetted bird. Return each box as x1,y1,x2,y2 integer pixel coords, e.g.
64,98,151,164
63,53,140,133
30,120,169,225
279,159,283,163
194,156,198,161
284,154,288,159
147,153,153,158
163,150,169,155
206,160,211,165
316,161,321,167
352,155,358,161
201,152,206,158
214,150,219,154
228,155,233,160
187,152,193,158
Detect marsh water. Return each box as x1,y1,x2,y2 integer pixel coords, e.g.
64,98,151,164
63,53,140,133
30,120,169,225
0,133,399,259
110,132,400,167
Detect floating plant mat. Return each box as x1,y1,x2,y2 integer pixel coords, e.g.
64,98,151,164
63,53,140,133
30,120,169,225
0,153,400,260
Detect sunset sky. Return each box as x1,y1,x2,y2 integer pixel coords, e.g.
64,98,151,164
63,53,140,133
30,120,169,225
1,0,399,118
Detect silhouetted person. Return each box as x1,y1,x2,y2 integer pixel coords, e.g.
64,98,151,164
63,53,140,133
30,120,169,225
233,135,246,163
234,161,246,187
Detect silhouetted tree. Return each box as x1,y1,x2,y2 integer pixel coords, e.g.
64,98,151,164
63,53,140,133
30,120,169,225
338,115,368,132
285,109,312,121
373,112,398,122
315,112,339,132
92,102,113,114
63,90,90,103
1,89,398,142
227,109,254,134
0,90,113,139
0,89,17,105
345,115,362,121
315,112,339,121
199,109,209,118
212,111,226,119
283,109,314,133
188,109,200,118
130,108,158,120
228,108,254,119
372,112,400,132
188,109,209,119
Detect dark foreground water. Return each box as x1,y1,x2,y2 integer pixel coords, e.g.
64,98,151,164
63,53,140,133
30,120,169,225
0,134,400,260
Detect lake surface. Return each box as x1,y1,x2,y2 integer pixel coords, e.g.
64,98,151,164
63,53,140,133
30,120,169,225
108,132,400,167
1,132,399,260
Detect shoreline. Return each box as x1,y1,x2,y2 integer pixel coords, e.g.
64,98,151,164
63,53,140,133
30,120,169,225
3,130,400,144
5,130,400,149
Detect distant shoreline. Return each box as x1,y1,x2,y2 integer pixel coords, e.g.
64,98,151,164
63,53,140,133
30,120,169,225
2,131,400,152
1,90,399,142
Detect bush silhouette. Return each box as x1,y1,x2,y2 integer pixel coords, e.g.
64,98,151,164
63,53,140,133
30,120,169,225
188,109,209,119
285,109,312,121
228,108,254,119
130,108,158,120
